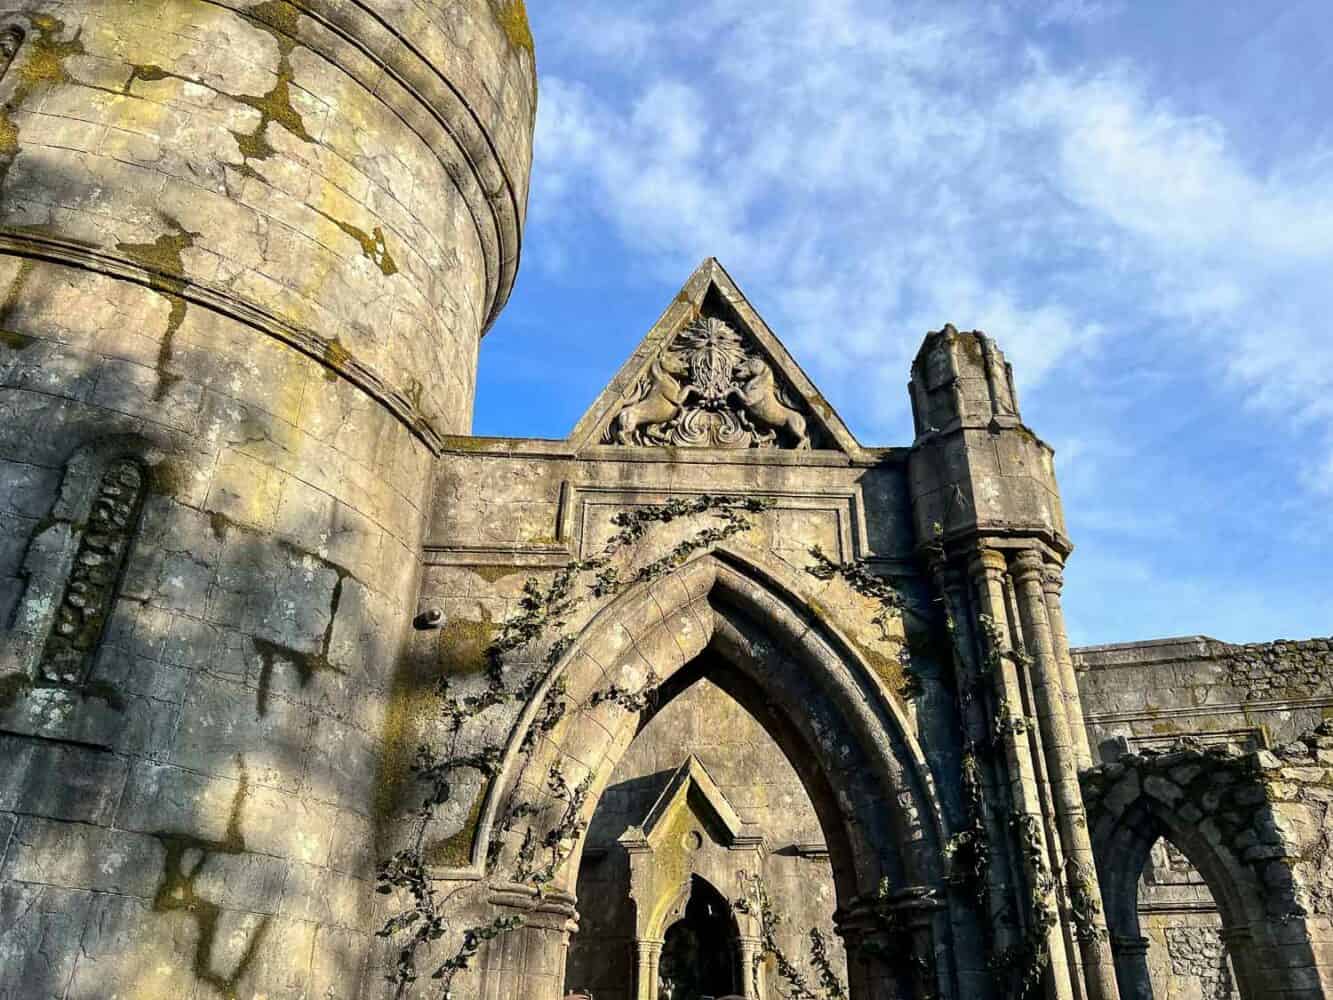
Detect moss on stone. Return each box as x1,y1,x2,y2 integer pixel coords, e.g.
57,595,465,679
471,565,521,584
246,0,303,36
438,609,500,677
426,785,487,867
151,762,270,997
151,460,193,497
323,337,352,382
0,15,84,188
0,236,36,352
116,218,199,400
310,210,398,276
230,4,313,168
373,672,441,834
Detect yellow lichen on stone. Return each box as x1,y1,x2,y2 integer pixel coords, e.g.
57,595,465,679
490,0,534,54
439,609,499,676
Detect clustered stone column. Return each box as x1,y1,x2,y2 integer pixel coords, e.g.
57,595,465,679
1012,550,1119,997
909,325,1121,1000
634,938,664,1000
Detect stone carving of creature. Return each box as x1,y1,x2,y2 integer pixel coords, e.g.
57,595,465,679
610,350,692,445
730,355,810,449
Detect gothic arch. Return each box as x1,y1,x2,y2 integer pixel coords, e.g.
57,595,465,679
1084,750,1320,999
475,545,953,1000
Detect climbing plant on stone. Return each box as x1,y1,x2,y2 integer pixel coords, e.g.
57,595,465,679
377,495,773,996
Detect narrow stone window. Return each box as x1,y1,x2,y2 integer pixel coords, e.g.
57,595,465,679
37,459,147,685
0,26,23,79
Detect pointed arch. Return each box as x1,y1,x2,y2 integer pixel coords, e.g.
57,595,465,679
473,544,954,1000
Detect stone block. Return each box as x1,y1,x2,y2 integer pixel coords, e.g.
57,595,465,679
0,734,127,823
1,818,164,898
0,882,94,997
169,672,313,795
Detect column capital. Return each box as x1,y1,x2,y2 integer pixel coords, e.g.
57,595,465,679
1041,563,1065,594
968,546,1009,581
1010,548,1046,581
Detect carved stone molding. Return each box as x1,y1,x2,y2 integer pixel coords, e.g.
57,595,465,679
604,317,815,449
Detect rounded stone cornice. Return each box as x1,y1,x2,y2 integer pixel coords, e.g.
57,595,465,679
0,228,448,454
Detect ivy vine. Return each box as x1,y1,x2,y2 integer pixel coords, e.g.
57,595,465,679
735,872,849,1000
377,495,772,997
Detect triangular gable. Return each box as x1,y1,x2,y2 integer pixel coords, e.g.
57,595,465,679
619,754,745,849
568,259,865,456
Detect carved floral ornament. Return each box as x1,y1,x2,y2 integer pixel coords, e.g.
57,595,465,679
604,317,814,449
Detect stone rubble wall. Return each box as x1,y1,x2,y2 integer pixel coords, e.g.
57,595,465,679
1082,726,1333,998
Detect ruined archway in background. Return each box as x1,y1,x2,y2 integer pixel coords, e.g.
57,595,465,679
1083,744,1324,1000
474,547,952,1000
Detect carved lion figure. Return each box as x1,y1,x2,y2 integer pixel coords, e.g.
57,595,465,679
730,356,810,449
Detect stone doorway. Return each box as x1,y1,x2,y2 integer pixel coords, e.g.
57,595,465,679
658,876,741,1000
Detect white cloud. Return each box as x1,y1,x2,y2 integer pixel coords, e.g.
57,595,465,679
528,0,1333,504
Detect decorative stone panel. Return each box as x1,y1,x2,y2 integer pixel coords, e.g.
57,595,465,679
36,459,145,685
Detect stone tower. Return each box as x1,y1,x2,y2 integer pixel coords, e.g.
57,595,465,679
0,1,536,996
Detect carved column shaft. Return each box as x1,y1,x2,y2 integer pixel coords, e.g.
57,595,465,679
1011,550,1118,1000
967,548,1077,1000
1040,566,1094,770
635,938,664,1000
934,563,1019,961
736,935,762,999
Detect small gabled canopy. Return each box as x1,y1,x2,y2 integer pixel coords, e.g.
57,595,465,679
568,259,867,457
619,754,746,850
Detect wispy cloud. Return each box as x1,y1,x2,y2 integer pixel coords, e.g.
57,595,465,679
514,0,1333,642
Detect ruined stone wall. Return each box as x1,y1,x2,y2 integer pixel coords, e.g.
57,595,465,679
0,1,535,996
567,676,843,1000
1076,635,1333,759
1138,841,1237,1000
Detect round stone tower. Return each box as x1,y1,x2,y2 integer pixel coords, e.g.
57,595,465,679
0,1,535,996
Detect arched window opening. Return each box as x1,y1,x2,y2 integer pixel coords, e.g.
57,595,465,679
1131,838,1237,1000
36,458,147,686
565,663,845,1000
660,877,740,1000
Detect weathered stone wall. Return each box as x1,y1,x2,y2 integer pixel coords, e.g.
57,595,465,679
1082,728,1333,998
412,433,968,999
566,676,843,1000
1138,840,1237,1000
0,1,535,997
1077,635,1333,758
415,439,933,862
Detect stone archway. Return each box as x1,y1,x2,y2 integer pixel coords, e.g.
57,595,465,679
1082,740,1330,999
473,547,952,1000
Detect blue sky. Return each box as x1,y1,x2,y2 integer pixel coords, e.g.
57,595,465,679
476,0,1332,648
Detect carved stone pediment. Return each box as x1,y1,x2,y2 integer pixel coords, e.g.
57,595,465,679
570,259,866,456
602,317,815,450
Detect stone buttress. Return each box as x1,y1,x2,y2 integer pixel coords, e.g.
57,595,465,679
0,1,535,996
